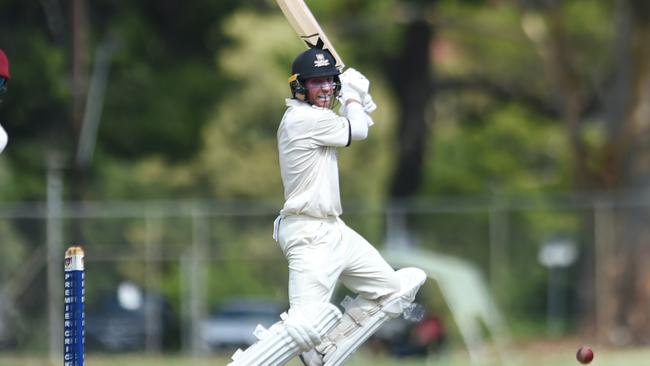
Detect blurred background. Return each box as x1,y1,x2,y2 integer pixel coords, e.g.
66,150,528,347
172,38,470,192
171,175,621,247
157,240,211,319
1,0,650,365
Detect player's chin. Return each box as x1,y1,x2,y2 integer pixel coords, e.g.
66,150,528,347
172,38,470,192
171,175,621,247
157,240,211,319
313,96,333,109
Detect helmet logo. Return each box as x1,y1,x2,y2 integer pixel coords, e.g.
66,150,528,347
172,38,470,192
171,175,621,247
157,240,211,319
313,53,330,67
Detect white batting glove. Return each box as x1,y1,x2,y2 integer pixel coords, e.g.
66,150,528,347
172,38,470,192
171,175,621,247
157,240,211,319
339,93,376,125
339,68,370,95
338,68,370,105
365,114,375,127
282,310,322,350
362,93,377,114
338,84,362,106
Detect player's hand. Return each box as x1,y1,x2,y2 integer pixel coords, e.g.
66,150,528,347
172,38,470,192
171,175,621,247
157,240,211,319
338,84,362,106
338,68,370,105
283,310,322,350
365,114,375,127
339,68,370,95
338,93,376,125
362,93,377,114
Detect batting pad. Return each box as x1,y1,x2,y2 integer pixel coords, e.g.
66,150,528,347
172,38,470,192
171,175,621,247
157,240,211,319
228,303,342,366
321,267,427,366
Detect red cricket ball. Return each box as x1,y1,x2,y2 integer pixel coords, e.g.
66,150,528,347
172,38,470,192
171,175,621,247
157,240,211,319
576,345,594,364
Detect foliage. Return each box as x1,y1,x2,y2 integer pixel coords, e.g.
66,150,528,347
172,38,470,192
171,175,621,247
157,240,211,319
0,0,637,350
425,103,570,194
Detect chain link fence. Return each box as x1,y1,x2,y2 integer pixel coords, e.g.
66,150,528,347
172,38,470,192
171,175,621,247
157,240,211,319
0,192,643,360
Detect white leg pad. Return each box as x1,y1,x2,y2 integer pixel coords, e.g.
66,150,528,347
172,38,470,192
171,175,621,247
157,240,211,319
228,303,342,366
320,267,427,366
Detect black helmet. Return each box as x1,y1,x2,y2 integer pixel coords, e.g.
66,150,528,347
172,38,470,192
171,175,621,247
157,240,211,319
289,48,341,99
292,48,340,81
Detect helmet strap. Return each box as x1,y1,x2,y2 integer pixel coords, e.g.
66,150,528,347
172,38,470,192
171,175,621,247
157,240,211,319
288,73,307,100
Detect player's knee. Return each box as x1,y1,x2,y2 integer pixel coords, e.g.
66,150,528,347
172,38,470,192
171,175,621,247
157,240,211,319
378,267,427,316
380,267,426,302
396,267,427,302
396,267,427,288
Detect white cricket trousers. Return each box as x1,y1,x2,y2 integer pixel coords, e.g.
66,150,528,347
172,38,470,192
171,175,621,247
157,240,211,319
276,215,401,307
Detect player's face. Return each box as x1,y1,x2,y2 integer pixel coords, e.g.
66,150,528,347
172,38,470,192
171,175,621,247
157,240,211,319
305,77,335,108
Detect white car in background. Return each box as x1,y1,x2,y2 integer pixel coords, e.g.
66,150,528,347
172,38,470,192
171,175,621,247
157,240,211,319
199,298,286,351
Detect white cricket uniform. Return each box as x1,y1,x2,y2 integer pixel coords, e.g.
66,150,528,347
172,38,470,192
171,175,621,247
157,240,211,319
275,99,400,308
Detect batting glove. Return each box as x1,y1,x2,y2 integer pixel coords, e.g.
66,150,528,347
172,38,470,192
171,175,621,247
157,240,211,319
339,92,376,126
338,68,370,105
362,93,377,114
339,68,370,95
282,310,322,351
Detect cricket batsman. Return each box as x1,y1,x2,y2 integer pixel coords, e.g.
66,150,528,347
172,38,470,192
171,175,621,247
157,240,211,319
0,49,9,153
228,49,426,366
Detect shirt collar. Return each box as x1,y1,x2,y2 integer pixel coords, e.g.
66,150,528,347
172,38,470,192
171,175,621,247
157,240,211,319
285,98,333,111
285,98,307,107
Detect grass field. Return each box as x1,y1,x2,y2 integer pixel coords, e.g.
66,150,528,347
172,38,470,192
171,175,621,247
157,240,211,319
2,340,649,366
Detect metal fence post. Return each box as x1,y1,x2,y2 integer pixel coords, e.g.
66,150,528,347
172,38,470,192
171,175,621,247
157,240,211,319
488,200,508,324
181,204,208,355
594,198,614,344
46,154,64,365
144,208,163,354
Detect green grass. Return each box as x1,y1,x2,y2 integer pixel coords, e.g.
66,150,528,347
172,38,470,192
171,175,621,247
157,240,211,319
2,341,649,366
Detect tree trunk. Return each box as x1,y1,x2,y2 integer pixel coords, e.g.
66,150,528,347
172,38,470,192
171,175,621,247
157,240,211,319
598,0,650,345
386,19,434,198
524,0,650,344
522,2,600,334
70,0,90,241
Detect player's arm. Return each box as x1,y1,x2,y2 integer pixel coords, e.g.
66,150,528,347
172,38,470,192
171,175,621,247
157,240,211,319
339,68,375,142
344,101,370,142
0,124,7,153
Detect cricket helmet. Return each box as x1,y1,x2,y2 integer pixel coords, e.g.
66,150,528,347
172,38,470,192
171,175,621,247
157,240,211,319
0,49,9,80
289,48,341,99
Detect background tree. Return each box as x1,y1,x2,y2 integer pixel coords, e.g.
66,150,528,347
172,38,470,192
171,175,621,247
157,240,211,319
518,0,650,344
2,0,650,349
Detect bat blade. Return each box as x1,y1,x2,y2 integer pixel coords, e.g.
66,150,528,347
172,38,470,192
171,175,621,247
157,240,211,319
275,0,345,70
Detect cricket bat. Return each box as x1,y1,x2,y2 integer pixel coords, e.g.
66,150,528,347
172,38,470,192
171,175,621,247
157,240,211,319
275,0,345,71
